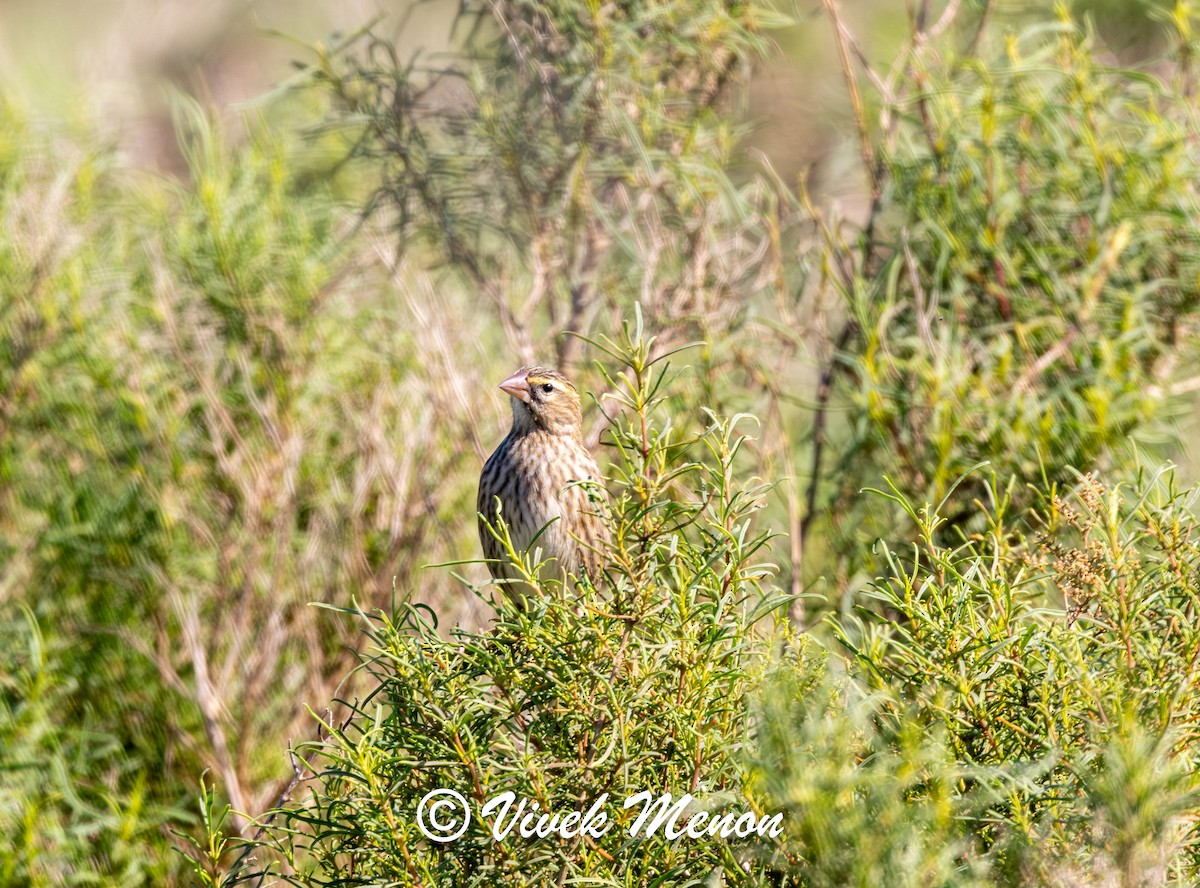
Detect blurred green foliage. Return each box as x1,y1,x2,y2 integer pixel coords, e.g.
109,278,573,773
746,668,983,888
808,8,1200,581
0,610,180,884
1,88,484,883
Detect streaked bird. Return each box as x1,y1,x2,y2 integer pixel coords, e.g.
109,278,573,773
477,366,609,592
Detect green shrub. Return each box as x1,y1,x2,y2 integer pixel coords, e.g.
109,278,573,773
746,667,990,888
239,339,794,885
836,469,1200,883
0,102,181,886
806,9,1200,583
0,609,179,886
0,94,494,880
224,461,1200,887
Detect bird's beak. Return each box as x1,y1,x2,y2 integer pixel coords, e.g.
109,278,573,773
498,370,532,404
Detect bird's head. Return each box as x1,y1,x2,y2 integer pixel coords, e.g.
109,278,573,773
499,366,583,436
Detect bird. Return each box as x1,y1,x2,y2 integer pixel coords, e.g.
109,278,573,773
477,366,610,594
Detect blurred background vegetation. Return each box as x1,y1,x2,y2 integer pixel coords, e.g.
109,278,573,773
5,0,1200,884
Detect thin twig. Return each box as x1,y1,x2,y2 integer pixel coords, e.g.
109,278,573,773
235,709,341,887
1011,328,1078,397
919,0,962,46
799,319,857,549
965,0,994,58
822,0,879,200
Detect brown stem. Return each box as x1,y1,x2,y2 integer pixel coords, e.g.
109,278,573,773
822,0,879,200
799,319,857,552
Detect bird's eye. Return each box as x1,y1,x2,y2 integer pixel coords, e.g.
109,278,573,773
541,383,554,394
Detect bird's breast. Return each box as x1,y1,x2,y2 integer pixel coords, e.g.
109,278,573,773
485,432,602,557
